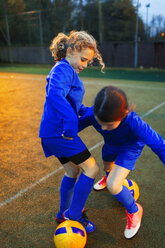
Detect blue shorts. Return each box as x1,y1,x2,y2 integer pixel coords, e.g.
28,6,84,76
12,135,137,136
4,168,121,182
102,144,144,171
41,135,90,160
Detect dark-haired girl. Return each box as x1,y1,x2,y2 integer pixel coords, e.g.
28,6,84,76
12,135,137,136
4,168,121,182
79,86,165,238
39,31,104,233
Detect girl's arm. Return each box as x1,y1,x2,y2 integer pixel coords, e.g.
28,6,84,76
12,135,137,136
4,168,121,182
131,114,165,165
47,65,78,137
79,104,89,116
78,106,94,132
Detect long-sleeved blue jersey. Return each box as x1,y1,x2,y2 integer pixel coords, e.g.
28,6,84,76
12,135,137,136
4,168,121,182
39,58,87,138
78,107,165,165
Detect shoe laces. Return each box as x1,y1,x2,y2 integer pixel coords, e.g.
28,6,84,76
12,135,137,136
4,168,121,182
123,211,135,229
79,210,89,227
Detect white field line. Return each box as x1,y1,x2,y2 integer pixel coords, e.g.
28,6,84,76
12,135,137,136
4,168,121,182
140,101,165,118
84,81,165,91
0,90,165,209
0,167,63,208
0,140,104,209
0,74,165,91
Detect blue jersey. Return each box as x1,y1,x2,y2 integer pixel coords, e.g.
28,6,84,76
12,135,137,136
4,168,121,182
78,107,165,165
39,59,87,138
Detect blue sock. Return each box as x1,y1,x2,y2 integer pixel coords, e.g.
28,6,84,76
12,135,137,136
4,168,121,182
105,171,109,178
59,175,77,214
113,186,138,214
69,173,95,220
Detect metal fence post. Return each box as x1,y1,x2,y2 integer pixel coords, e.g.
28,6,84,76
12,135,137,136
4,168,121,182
39,10,45,64
134,0,139,68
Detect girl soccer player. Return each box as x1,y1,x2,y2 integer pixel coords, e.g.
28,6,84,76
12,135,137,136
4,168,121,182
39,31,104,233
78,86,165,238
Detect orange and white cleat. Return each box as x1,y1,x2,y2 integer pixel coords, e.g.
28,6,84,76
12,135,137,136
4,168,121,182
93,175,107,191
124,203,143,239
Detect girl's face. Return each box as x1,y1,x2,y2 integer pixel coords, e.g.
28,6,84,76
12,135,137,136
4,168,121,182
66,48,94,73
95,116,121,131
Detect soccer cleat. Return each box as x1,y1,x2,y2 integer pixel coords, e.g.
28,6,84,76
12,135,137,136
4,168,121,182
56,212,65,223
93,175,107,190
63,209,95,233
124,203,143,239
56,208,85,223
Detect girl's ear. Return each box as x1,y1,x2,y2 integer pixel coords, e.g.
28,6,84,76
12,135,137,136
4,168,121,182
125,110,129,114
66,47,73,56
123,110,129,118
120,110,129,119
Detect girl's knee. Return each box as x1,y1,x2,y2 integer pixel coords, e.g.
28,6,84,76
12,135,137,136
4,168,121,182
106,180,121,195
80,157,99,178
106,164,130,194
85,163,99,178
64,167,80,178
65,170,79,178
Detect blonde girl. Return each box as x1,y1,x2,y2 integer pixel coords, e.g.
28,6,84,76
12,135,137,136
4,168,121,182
39,30,104,233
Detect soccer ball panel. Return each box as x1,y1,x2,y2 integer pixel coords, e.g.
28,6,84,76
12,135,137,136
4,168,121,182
123,179,140,201
54,220,87,248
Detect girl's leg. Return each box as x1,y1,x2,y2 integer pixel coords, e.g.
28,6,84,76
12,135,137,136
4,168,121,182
54,136,99,232
59,162,80,216
107,164,143,239
63,156,99,232
106,164,138,213
68,156,99,219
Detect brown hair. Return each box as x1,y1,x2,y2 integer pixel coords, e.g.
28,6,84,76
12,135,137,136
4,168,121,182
50,30,105,71
94,86,134,122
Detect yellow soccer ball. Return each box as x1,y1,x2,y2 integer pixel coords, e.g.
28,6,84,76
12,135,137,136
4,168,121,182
54,220,87,248
123,179,140,201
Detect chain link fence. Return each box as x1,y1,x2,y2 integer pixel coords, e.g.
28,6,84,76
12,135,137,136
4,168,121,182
0,7,165,68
